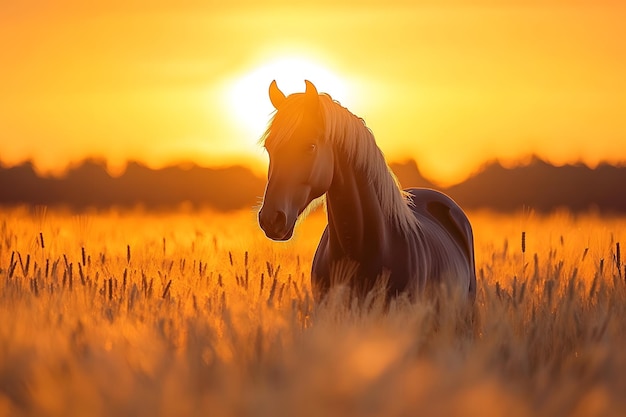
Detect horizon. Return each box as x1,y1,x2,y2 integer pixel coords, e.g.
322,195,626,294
1,153,625,187
2,155,626,214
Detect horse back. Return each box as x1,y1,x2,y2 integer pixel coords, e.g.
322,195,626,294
406,188,476,300
312,188,476,301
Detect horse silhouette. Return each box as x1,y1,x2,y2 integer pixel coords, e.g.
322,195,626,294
259,80,476,302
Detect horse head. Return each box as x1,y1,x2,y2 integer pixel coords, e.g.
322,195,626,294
258,80,334,241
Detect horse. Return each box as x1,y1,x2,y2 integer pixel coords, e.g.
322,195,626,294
258,80,476,303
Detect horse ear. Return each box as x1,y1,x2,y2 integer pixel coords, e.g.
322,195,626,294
269,80,286,109
304,80,319,108
304,80,319,98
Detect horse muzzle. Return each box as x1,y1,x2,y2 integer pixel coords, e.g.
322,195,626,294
258,208,295,241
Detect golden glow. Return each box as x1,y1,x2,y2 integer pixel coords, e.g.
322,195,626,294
225,56,351,138
1,2,625,185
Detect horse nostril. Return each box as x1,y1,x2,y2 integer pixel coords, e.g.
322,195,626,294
259,208,287,235
272,210,287,230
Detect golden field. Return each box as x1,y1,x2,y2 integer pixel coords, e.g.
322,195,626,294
1,206,625,417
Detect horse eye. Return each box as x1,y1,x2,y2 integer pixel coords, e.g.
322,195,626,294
306,143,317,154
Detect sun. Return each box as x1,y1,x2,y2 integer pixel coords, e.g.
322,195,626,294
225,56,351,138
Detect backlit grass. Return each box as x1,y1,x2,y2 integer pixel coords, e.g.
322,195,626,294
1,206,625,416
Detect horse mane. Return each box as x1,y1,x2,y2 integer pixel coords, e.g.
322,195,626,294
261,93,420,237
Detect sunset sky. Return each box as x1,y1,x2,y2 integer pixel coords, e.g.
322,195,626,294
1,0,625,185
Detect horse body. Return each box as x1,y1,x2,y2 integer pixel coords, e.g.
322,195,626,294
258,80,476,302
311,146,476,300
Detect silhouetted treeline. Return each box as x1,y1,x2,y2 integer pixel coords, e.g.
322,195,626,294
0,160,264,210
0,157,624,212
444,157,626,213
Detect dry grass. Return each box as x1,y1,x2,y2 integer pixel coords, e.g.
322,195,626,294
1,206,626,417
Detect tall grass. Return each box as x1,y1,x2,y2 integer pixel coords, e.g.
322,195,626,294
0,206,625,417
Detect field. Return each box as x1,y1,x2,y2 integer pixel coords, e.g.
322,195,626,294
1,206,625,417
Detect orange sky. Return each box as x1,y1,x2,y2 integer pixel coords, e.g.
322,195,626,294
1,0,625,185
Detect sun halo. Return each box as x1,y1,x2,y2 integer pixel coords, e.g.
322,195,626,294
225,56,351,140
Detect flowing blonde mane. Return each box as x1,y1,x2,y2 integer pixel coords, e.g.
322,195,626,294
261,93,420,237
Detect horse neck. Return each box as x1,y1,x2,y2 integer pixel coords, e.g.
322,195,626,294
325,148,398,261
